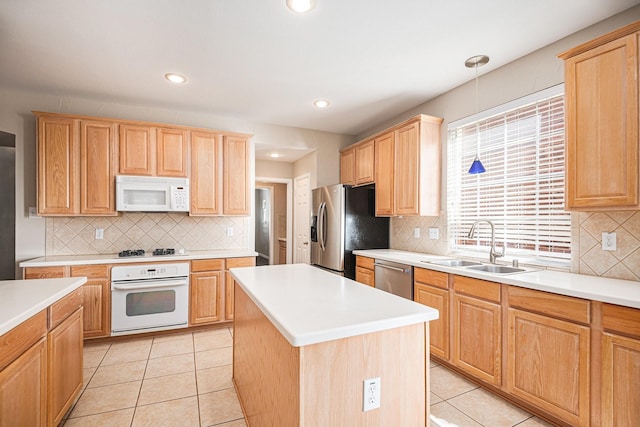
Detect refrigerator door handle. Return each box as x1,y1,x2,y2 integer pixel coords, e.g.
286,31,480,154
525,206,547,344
317,202,325,251
320,202,328,251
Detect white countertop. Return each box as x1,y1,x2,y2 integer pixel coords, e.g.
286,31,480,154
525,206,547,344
354,249,640,309
0,277,87,336
19,249,258,267
230,263,439,347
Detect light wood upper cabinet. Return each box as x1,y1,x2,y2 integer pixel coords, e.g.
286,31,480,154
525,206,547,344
37,115,78,215
156,127,189,177
374,131,394,216
80,120,117,215
223,135,250,215
340,147,355,185
190,131,221,215
355,140,375,185
347,114,442,217
119,123,155,176
559,23,640,210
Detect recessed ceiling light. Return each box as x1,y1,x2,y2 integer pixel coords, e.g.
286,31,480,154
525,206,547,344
313,99,330,109
269,153,281,158
164,73,187,84
286,0,315,13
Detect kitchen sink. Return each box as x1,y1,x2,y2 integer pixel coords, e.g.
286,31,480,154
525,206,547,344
424,259,483,267
465,265,527,274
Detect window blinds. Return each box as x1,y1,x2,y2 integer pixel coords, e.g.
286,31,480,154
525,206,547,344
447,90,570,261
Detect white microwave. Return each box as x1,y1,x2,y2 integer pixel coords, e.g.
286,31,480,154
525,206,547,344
116,175,190,212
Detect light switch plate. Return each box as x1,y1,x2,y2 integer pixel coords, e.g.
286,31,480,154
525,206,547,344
227,227,234,237
95,228,104,240
602,232,616,251
414,227,420,238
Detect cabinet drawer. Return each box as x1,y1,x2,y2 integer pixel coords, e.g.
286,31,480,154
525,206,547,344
414,268,448,289
192,259,225,272
452,275,501,303
226,257,256,269
603,303,640,338
355,256,374,270
49,288,83,329
0,310,47,371
24,266,66,279
71,264,109,279
508,286,590,325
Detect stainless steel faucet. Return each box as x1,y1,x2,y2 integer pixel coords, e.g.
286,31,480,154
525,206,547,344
467,220,504,264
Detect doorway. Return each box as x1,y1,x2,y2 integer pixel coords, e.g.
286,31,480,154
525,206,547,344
0,131,15,280
255,178,292,265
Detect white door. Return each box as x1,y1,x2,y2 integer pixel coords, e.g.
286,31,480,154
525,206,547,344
294,173,311,264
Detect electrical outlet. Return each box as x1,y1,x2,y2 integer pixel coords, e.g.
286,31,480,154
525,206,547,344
28,207,37,218
95,228,104,240
429,227,440,240
602,232,616,251
226,227,234,237
414,227,420,238
363,377,381,412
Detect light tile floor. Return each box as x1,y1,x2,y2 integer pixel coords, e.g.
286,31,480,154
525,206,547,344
64,327,555,427
63,327,245,427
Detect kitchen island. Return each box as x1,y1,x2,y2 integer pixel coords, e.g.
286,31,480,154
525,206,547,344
0,276,86,426
230,263,439,427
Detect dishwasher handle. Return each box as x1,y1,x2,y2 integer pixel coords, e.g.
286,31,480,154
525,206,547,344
374,263,409,273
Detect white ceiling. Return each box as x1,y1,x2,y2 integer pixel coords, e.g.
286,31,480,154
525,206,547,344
1,0,638,161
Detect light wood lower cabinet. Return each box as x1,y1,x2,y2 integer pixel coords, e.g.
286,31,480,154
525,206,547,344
190,259,224,325
414,268,449,360
452,275,501,386
601,303,640,426
225,257,257,320
48,307,83,426
354,255,374,286
71,265,110,339
506,286,591,426
0,337,47,426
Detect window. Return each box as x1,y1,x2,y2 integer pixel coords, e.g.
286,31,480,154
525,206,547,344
447,86,570,262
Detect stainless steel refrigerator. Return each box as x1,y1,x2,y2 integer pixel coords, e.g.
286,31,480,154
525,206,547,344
311,183,389,279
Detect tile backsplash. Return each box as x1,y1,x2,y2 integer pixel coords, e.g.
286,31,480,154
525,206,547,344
391,210,640,281
45,213,250,256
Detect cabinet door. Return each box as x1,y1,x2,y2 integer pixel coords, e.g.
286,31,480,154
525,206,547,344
71,265,110,339
225,257,256,320
48,308,83,427
223,135,250,215
190,271,223,325
414,281,449,360
190,132,221,215
119,123,155,175
564,33,639,209
394,122,420,216
0,338,47,427
37,116,78,215
507,308,590,426
157,127,189,177
374,132,394,216
24,266,67,279
453,293,501,385
601,332,640,427
340,148,355,185
355,140,375,185
80,120,117,215
355,267,374,287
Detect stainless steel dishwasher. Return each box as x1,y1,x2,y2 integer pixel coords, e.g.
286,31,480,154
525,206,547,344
374,259,413,299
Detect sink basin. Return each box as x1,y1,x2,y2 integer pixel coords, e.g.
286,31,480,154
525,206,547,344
425,259,483,267
465,265,527,274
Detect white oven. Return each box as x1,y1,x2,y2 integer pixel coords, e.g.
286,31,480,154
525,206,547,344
111,263,190,336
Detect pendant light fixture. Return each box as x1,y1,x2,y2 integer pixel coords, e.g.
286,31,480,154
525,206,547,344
465,55,489,174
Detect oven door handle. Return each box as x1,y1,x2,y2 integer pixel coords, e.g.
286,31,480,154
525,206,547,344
112,279,188,291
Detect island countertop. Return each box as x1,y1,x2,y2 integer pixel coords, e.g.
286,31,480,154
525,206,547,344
0,277,87,336
230,263,439,347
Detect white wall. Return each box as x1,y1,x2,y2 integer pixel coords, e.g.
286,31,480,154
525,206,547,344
256,159,294,179
0,87,351,271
